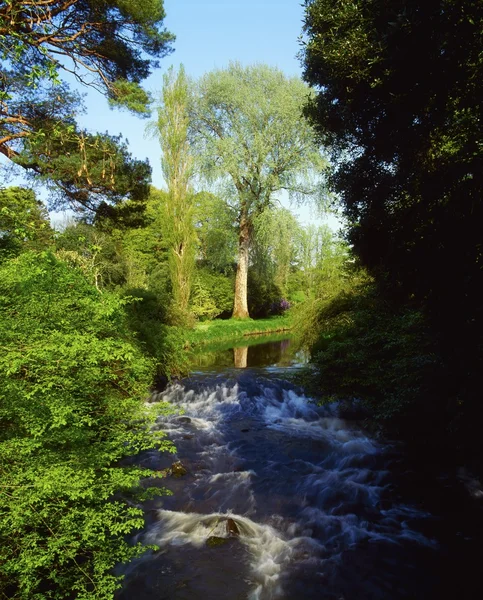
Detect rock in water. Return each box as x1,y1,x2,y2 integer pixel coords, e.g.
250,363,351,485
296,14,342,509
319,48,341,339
171,461,188,477
226,518,240,536
177,416,192,424
206,536,229,548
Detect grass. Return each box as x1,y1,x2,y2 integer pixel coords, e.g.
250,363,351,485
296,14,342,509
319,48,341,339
182,314,294,348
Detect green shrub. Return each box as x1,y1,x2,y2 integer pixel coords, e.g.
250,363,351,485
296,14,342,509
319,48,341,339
247,269,281,318
121,287,188,378
300,280,440,424
0,252,176,599
190,267,234,320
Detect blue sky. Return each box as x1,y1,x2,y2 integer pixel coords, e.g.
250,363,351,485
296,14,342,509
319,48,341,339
3,1,340,228
79,0,307,189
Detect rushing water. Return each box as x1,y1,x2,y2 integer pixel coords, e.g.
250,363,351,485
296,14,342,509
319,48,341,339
119,338,482,600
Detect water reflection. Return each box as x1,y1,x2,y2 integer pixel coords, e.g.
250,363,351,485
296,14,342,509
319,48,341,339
189,335,308,371
233,345,248,368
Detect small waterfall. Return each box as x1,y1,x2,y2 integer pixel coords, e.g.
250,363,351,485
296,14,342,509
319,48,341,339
120,372,438,600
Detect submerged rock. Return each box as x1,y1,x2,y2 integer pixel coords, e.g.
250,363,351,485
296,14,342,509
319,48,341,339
206,536,229,548
177,416,192,424
171,461,188,477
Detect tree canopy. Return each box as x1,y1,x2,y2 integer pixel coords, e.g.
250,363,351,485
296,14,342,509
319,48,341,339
302,0,483,444
0,0,174,215
302,0,482,311
189,62,327,317
0,186,52,258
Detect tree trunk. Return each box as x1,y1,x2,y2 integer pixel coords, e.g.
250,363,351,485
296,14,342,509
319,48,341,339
232,212,250,318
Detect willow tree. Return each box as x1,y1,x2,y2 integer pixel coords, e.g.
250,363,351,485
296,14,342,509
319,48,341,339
190,63,327,318
252,207,301,297
153,66,196,324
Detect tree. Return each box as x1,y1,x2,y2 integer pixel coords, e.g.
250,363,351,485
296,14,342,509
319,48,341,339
193,191,237,275
0,186,52,259
302,0,483,447
295,223,349,298
0,0,174,214
151,66,196,324
252,206,300,297
302,0,482,310
189,63,327,318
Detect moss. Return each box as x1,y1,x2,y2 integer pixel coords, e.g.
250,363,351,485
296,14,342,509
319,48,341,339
206,536,230,548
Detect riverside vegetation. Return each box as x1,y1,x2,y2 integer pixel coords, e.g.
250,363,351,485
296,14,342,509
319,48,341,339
1,0,482,598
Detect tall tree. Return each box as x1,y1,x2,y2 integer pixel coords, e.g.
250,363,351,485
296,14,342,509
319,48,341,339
0,0,174,214
189,63,327,318
152,66,196,324
302,0,483,437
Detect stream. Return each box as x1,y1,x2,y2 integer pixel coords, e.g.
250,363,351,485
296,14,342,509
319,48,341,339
119,337,482,599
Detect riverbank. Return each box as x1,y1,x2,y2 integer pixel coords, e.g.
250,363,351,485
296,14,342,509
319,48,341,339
181,314,293,349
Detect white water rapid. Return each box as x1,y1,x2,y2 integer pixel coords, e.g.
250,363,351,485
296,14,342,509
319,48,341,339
120,370,439,600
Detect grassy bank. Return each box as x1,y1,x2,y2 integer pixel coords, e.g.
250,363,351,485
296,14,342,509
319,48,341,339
182,314,293,348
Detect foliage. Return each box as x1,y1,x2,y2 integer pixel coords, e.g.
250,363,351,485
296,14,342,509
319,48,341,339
190,267,234,320
299,279,440,426
0,251,176,599
270,298,291,316
55,186,173,293
151,66,196,324
0,0,173,214
247,268,283,319
55,221,124,290
190,62,328,317
0,186,52,260
110,187,169,289
194,191,237,274
25,123,153,219
189,276,219,321
293,223,348,297
302,0,483,439
252,207,301,297
120,287,187,378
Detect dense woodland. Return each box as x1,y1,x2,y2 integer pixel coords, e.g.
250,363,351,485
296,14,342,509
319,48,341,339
1,0,482,598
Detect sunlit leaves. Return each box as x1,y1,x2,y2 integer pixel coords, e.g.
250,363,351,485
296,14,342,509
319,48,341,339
0,252,175,598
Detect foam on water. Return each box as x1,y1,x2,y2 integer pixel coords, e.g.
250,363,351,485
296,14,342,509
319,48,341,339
123,375,438,599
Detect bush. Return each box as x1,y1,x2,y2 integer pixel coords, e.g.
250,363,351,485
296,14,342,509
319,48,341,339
270,298,291,316
121,287,188,377
190,267,234,320
0,252,176,599
300,279,441,425
247,270,282,318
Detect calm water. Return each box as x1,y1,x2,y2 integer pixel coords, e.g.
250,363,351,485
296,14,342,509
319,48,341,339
119,337,482,599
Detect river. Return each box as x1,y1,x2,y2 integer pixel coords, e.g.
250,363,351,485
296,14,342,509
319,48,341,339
118,337,482,599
